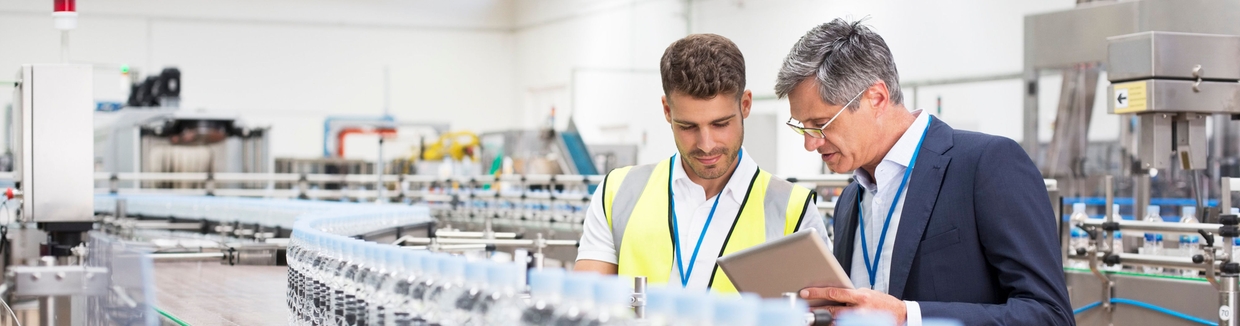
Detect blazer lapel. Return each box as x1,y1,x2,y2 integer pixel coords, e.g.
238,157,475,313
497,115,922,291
887,118,954,298
834,183,861,274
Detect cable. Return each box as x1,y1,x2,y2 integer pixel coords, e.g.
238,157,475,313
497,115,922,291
1073,301,1101,315
1073,298,1217,326
0,296,21,326
156,307,190,326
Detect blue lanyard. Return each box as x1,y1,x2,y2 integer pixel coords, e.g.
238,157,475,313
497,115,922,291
858,117,933,289
668,149,742,287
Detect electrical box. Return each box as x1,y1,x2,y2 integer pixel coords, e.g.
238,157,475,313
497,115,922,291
13,65,94,223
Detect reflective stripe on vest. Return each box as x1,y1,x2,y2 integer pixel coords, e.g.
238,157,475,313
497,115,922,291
603,157,815,292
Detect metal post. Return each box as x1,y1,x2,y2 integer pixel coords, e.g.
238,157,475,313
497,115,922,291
632,276,647,319
377,138,385,203
115,199,126,220
1105,176,1116,253
532,233,546,270
1135,173,1151,222
1221,273,1238,326
1225,177,1233,216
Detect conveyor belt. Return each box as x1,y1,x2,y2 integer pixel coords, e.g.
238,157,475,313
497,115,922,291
154,262,288,325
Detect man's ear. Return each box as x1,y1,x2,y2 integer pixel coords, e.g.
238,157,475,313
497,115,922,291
663,95,673,123
740,89,753,119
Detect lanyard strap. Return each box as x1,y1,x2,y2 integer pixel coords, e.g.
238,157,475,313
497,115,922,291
669,148,742,287
858,117,933,289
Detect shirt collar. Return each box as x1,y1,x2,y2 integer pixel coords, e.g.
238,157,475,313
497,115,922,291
671,147,757,204
853,110,930,192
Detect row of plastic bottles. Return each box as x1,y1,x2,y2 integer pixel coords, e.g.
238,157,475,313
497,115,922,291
437,188,591,224
1069,203,1238,277
288,229,826,326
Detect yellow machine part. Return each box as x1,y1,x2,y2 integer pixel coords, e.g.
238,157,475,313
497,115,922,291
420,131,480,162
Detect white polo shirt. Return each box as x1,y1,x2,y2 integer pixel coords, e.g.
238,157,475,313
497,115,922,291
851,110,930,325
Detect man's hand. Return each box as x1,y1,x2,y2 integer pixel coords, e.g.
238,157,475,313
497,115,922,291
800,287,906,324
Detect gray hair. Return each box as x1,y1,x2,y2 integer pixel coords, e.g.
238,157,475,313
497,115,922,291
774,18,903,109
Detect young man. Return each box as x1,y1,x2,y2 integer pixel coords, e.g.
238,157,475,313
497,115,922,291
574,34,830,292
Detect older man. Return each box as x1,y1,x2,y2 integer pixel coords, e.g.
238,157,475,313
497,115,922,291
778,19,1073,325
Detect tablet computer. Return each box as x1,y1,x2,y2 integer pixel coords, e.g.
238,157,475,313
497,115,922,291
716,228,853,306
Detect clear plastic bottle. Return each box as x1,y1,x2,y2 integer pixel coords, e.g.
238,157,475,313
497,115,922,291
1181,235,1201,277
521,269,565,326
553,272,599,325
329,240,358,326
427,255,467,325
1179,206,1201,276
642,287,675,326
481,263,524,326
711,294,759,326
409,253,443,323
390,249,423,326
1142,205,1164,274
371,246,407,326
592,276,636,326
1232,208,1240,265
448,260,492,326
1069,228,1088,269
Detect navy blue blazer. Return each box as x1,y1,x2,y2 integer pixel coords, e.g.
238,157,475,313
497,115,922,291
832,118,1074,325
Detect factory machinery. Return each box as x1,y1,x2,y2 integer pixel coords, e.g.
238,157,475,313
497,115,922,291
10,63,881,325
1026,1,1240,325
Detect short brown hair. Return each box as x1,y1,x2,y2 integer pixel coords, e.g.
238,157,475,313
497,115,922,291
660,34,746,100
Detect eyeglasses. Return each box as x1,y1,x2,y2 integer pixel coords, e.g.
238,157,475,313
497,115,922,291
786,88,866,139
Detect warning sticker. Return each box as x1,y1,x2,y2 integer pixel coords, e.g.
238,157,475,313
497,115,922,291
1113,81,1148,114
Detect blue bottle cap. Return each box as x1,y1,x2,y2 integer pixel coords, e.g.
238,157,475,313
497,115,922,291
562,273,599,302
712,294,760,326
758,299,805,325
466,260,490,284
674,292,713,322
527,268,565,298
593,277,633,307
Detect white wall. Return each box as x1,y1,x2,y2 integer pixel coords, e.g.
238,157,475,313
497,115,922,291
514,0,689,164
0,0,517,159
2,0,1124,173
515,0,1133,176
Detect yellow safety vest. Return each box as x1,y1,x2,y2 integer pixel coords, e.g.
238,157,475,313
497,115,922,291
601,157,816,293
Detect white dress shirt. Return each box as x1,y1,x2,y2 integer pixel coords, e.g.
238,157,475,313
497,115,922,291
851,110,929,326
577,147,831,290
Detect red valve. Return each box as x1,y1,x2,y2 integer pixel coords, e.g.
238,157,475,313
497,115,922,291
5,188,13,200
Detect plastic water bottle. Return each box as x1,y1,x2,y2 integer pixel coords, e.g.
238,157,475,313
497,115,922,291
521,269,564,326
592,277,637,325
391,250,426,326
1069,228,1089,269
758,299,808,326
712,294,760,326
428,255,467,325
1181,235,1201,277
554,273,599,325
446,260,492,326
1179,206,1201,277
1142,206,1164,274
481,263,524,325
673,292,713,326
410,253,442,323
1233,237,1240,266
